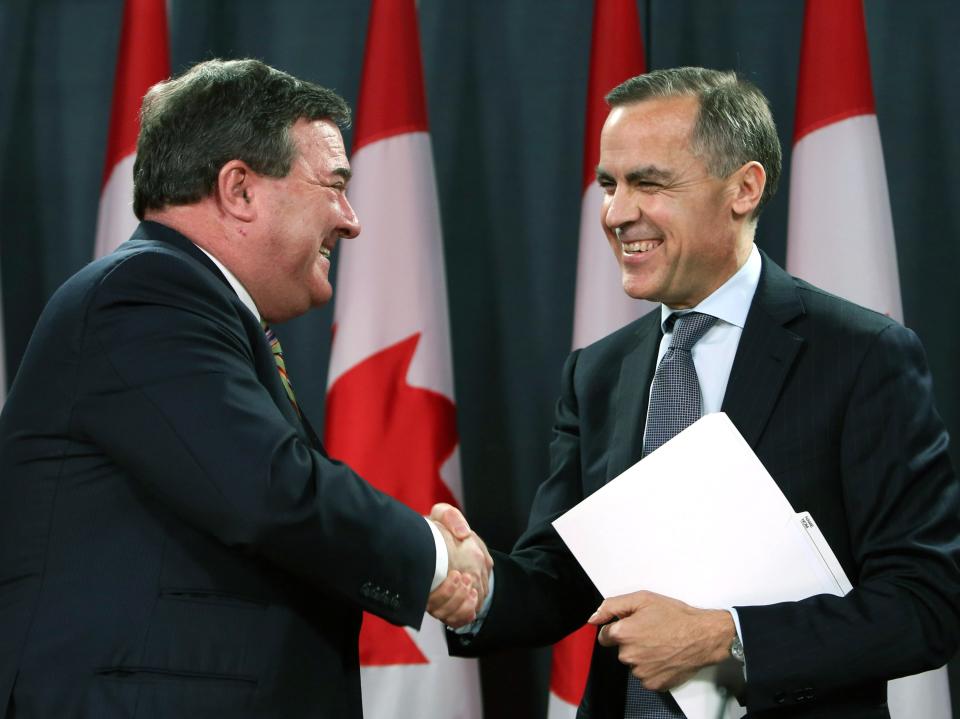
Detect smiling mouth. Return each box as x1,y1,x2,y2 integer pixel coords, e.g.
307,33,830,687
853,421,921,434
319,246,332,259
621,240,661,255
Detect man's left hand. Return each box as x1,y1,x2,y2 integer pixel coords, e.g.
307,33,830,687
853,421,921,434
588,590,735,691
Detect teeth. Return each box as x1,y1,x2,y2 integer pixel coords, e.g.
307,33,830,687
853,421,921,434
319,247,331,259
622,240,659,254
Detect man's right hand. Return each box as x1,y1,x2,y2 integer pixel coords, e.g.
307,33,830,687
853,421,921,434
427,504,493,628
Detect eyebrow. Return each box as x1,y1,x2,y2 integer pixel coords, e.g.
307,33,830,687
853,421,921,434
332,166,352,182
595,165,674,184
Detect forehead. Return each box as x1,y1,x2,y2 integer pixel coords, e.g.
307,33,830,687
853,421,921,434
599,95,700,168
290,118,349,170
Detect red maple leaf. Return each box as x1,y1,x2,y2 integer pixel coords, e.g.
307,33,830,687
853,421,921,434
325,332,459,665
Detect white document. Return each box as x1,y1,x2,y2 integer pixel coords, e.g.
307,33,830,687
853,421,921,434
552,412,851,719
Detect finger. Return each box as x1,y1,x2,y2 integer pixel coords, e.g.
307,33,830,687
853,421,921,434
481,542,493,590
463,571,485,610
429,576,473,623
469,544,490,599
596,622,619,648
437,588,479,628
429,502,454,522
641,673,670,693
430,503,471,539
427,570,472,614
588,602,619,626
427,571,463,614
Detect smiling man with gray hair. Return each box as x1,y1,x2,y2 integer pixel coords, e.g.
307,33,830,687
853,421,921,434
436,66,960,719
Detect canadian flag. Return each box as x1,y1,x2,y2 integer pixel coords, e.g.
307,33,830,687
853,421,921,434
550,1,651,717
94,0,169,259
786,2,951,717
323,0,482,717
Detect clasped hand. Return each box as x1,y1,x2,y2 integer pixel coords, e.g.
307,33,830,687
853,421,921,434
426,503,493,629
588,590,735,691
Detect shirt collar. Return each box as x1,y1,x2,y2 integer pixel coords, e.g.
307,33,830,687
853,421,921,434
659,243,761,332
194,244,261,323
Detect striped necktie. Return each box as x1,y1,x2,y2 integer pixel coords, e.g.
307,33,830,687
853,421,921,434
262,322,300,417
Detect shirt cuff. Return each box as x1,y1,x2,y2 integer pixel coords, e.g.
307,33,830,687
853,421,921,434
728,607,747,679
425,517,448,591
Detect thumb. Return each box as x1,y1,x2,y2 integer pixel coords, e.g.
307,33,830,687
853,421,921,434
588,599,621,626
430,502,471,539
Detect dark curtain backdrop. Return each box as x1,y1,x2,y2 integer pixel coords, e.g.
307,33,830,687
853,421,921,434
1,1,958,717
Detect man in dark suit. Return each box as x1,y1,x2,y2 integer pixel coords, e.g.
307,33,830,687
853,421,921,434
436,67,960,717
0,59,489,718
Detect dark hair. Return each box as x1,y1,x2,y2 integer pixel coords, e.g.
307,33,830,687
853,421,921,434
606,67,781,219
133,58,351,219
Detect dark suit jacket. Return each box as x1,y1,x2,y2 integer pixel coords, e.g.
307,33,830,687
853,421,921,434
448,253,960,718
0,222,436,718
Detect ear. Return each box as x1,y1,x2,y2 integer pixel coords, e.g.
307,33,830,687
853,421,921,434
730,161,766,218
217,160,258,222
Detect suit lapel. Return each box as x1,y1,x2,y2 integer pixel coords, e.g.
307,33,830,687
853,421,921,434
722,254,805,448
137,221,319,446
608,313,662,480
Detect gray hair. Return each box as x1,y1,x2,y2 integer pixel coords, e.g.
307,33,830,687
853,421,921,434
133,58,351,219
606,67,781,218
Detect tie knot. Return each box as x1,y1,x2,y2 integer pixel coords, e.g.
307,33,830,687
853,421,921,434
667,312,717,351
262,321,278,344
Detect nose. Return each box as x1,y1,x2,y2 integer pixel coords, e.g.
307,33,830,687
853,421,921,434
602,184,640,235
339,194,361,239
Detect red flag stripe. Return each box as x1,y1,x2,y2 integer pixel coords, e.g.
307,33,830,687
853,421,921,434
101,0,170,187
352,0,429,153
581,0,645,191
793,0,875,143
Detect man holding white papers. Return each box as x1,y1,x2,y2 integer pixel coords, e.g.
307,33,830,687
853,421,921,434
437,68,960,718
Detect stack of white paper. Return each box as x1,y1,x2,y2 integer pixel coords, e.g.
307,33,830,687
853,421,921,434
552,412,852,719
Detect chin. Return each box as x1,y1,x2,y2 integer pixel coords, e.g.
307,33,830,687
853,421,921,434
621,276,658,302
310,285,334,308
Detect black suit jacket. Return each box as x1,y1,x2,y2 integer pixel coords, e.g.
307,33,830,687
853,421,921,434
0,222,436,718
449,253,960,718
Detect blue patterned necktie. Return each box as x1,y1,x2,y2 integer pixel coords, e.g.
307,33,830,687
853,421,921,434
624,311,717,719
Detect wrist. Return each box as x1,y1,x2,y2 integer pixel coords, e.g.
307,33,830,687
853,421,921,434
703,608,737,665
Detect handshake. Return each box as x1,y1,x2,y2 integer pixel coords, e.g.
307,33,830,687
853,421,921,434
426,503,493,629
